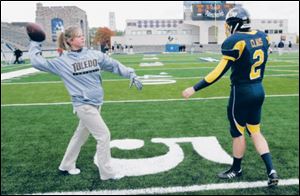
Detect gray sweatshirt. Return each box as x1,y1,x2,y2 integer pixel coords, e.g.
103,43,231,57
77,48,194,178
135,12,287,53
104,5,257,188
29,41,135,107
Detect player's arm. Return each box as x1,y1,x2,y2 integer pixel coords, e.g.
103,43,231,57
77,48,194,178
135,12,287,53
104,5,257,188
98,52,142,90
98,52,134,77
182,57,233,99
29,41,61,75
182,38,245,99
27,23,60,75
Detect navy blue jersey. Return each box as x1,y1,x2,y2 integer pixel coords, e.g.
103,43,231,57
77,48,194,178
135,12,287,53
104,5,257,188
221,30,270,85
192,30,271,138
192,30,270,137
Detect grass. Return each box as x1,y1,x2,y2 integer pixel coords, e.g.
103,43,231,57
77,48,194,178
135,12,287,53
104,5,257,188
1,52,299,195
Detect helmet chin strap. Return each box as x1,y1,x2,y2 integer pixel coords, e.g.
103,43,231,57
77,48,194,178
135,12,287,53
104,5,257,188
231,23,239,34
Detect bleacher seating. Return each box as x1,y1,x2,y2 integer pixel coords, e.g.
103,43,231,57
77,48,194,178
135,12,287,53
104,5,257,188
1,22,55,51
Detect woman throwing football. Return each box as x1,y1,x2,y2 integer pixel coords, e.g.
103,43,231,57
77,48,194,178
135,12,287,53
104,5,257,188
28,25,142,180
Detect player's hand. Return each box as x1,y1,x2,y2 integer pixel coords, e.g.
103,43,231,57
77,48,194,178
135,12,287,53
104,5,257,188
182,87,195,99
129,73,143,91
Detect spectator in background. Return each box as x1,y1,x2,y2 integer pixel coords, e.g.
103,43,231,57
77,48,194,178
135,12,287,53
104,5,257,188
277,40,284,56
111,45,115,53
288,41,292,51
116,44,120,53
13,48,23,64
104,43,109,54
129,45,134,54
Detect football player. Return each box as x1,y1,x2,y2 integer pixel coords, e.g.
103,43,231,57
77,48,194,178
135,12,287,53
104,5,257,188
182,7,279,187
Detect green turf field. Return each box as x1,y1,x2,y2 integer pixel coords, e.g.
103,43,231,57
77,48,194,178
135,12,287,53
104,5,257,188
1,52,299,195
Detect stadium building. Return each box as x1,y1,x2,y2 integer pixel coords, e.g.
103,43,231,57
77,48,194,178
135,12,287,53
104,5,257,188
1,3,89,52
1,3,90,63
35,3,89,46
111,1,297,53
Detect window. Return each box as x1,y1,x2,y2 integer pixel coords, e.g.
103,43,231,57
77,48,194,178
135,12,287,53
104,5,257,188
138,21,142,28
265,30,269,34
127,22,136,27
149,20,154,28
155,20,160,28
146,30,152,35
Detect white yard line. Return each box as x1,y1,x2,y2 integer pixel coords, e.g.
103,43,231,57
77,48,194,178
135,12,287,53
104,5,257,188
173,74,299,80
1,64,32,71
2,81,63,85
1,73,298,85
267,69,299,73
31,178,299,195
1,65,298,82
2,94,298,107
135,65,299,71
1,68,41,81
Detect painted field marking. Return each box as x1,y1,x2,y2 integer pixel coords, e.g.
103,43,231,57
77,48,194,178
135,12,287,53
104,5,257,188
1,73,298,85
2,94,298,107
31,178,299,195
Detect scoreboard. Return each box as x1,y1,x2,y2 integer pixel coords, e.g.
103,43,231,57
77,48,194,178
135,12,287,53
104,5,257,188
192,3,235,21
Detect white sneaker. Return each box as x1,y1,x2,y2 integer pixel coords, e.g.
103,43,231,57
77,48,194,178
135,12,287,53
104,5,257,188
101,173,125,181
59,168,81,175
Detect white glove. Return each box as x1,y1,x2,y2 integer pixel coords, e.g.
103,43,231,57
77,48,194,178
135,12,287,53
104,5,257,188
129,73,143,91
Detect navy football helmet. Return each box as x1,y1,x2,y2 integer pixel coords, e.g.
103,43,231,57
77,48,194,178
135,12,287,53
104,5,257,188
225,7,251,36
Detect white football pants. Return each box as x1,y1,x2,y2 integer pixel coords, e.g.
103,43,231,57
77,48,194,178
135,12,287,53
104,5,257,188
59,104,116,179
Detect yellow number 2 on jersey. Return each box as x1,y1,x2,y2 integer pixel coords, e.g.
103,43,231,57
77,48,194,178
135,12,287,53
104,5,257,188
250,49,264,80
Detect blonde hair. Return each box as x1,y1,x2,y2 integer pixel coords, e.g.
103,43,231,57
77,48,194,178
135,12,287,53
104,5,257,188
58,26,82,50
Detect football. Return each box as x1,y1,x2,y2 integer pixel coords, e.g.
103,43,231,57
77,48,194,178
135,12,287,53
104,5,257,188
26,22,46,42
